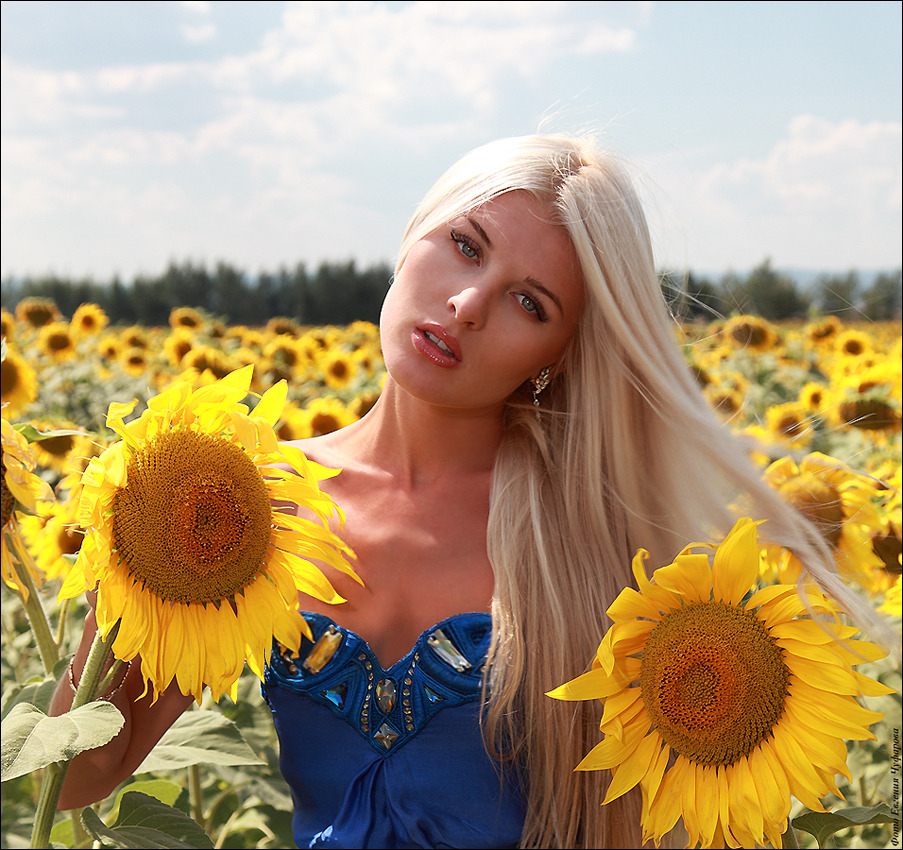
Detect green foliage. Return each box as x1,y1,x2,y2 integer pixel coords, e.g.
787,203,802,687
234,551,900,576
792,803,900,849
0,582,296,850
1,258,394,327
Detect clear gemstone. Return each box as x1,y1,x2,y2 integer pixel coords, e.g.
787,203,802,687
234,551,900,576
375,678,396,714
427,629,471,671
374,721,400,749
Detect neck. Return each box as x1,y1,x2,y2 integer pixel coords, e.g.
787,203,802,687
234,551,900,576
340,378,506,489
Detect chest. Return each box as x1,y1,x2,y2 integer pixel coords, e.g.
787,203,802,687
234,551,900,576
296,475,495,668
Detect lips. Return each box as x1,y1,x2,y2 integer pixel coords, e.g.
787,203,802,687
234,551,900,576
413,322,462,366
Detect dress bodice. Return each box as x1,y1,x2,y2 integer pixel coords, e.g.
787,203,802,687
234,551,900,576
262,611,526,849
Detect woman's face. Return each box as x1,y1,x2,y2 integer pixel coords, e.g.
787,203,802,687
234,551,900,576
380,190,585,412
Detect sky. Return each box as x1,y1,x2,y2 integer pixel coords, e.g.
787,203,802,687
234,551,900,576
1,0,901,284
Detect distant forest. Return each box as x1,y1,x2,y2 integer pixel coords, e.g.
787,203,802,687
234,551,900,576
2,258,901,326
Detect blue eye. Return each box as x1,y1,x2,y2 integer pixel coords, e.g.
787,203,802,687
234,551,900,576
450,229,479,260
516,293,549,322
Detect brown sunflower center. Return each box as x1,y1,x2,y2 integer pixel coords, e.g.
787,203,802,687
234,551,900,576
112,429,272,603
839,399,900,431
640,601,788,767
729,322,767,347
46,331,73,353
39,434,76,458
1,456,14,530
781,479,844,549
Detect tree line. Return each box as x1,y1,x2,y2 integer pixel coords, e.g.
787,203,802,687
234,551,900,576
2,258,900,327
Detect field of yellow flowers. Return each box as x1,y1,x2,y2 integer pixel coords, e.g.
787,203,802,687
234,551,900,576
1,298,900,849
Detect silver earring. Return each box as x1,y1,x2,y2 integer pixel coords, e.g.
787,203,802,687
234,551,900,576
532,367,552,408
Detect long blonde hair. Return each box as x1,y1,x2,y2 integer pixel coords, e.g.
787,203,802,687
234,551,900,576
395,135,881,848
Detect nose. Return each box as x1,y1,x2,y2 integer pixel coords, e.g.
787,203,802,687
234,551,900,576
447,286,488,328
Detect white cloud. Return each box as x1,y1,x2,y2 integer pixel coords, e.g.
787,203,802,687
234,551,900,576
180,23,218,44
649,116,903,272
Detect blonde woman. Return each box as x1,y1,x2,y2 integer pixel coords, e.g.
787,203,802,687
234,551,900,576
53,134,878,848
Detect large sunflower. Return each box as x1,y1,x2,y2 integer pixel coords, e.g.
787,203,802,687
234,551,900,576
548,518,892,849
2,418,55,599
58,365,359,703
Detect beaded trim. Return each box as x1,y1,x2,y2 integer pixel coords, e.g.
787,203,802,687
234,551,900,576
264,612,491,756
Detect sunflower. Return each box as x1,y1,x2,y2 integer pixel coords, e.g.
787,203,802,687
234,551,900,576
57,365,359,703
164,329,196,368
18,496,82,582
181,345,238,381
119,346,150,378
2,418,55,599
761,453,886,589
704,385,744,421
1,308,16,345
169,306,205,331
798,381,830,414
37,321,78,362
547,518,893,849
764,402,815,449
834,329,873,360
878,575,901,617
27,420,95,477
1,346,39,419
805,315,843,348
302,396,356,437
71,303,109,337
320,348,358,391
15,297,61,329
722,315,779,351
830,363,902,435
265,317,301,338
120,325,150,350
96,334,123,363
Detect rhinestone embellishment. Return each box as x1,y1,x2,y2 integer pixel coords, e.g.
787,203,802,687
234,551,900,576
374,721,400,749
375,678,396,714
427,628,471,671
303,624,343,673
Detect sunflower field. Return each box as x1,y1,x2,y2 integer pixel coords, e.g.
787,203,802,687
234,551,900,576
1,299,901,849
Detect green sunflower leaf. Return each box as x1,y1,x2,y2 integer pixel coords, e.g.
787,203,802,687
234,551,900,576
0,701,124,781
791,803,900,848
80,791,213,849
135,709,265,773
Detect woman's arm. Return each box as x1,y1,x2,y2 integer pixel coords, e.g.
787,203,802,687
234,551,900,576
49,607,195,810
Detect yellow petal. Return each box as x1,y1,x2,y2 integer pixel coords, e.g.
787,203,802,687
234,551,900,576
783,654,859,695
654,553,712,603
713,517,762,605
695,764,720,849
603,731,660,804
252,379,287,426
606,586,662,623
770,722,828,812
630,548,679,613
546,667,628,702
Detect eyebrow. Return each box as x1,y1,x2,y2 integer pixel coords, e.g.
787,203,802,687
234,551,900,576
466,215,564,314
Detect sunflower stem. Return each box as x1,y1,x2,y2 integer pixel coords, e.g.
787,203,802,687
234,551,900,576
29,621,121,849
55,595,72,651
781,822,801,849
8,536,58,675
189,763,206,831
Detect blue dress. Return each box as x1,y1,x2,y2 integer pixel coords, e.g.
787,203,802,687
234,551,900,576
262,611,527,849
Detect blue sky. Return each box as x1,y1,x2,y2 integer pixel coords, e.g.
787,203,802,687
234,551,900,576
1,0,900,283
